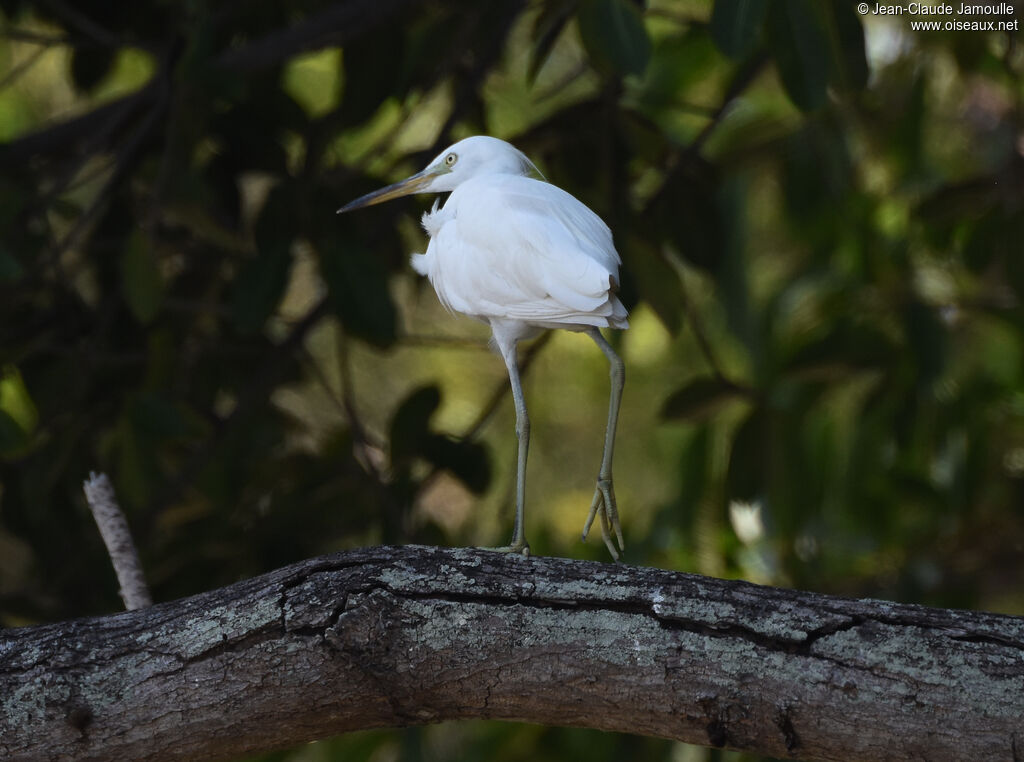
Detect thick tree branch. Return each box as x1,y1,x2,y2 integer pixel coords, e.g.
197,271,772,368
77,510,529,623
1,546,1021,762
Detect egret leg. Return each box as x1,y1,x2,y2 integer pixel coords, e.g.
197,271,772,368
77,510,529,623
492,333,531,556
582,328,625,559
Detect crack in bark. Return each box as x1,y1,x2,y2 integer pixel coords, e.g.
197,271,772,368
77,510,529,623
947,631,1024,651
361,579,865,660
775,706,801,753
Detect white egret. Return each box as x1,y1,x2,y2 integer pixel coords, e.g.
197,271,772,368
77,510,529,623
338,136,628,558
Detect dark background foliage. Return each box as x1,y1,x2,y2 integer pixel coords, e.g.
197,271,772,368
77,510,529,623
1,0,1022,759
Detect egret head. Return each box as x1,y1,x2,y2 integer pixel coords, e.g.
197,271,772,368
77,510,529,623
337,136,542,214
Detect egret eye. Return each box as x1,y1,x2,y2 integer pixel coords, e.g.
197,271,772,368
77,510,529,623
445,153,458,167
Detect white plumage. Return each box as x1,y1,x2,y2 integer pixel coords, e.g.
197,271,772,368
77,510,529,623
338,136,628,558
413,172,628,331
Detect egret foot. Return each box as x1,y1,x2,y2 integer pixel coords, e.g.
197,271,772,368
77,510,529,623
582,478,623,560
481,540,531,557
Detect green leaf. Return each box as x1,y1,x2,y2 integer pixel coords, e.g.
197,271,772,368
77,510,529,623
726,407,768,503
785,322,898,377
966,210,1024,295
0,364,34,457
120,231,164,325
387,387,491,494
424,435,491,495
317,234,397,349
625,238,683,334
0,245,23,281
577,0,652,78
710,0,768,59
767,0,829,111
231,248,292,334
340,26,405,124
0,364,38,436
211,93,297,174
633,31,718,116
825,0,868,92
129,392,191,441
0,408,28,457
528,0,576,83
70,47,116,93
903,300,947,390
284,48,341,120
400,7,465,94
661,376,748,422
781,122,854,232
232,186,295,334
114,417,157,509
0,175,26,229
646,158,726,274
389,386,441,465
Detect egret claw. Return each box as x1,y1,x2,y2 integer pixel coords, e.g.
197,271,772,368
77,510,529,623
481,541,531,557
582,478,623,560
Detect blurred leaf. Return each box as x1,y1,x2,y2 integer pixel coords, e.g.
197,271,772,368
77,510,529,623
917,177,1001,223
882,71,927,177
989,215,1024,299
317,234,397,349
176,14,246,102
387,383,492,494
767,0,829,111
785,321,898,377
633,30,718,116
388,387,491,494
825,0,868,92
577,0,651,78
961,214,999,273
129,392,192,441
232,186,296,334
903,300,947,390
710,0,768,59
528,0,575,83
399,6,464,94
424,435,491,495
781,121,854,229
70,46,116,93
711,174,757,360
0,246,23,281
284,48,342,120
0,367,34,459
727,406,768,503
341,25,405,124
390,385,441,465
661,376,748,422
624,238,682,334
210,95,298,175
0,409,28,458
0,176,26,229
0,365,38,437
674,425,711,534
646,157,726,273
120,231,164,325
113,417,158,509
231,247,292,334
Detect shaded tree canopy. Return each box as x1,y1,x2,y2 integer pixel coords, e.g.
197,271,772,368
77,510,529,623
1,0,1022,760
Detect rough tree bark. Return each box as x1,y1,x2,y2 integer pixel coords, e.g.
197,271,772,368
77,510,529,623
1,545,1021,762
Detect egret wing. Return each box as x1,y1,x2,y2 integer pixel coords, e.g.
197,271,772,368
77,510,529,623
421,174,626,328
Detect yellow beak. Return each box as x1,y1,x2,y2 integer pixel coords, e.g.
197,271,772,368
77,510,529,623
337,167,440,214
